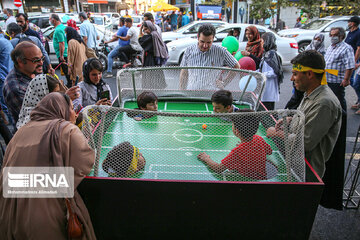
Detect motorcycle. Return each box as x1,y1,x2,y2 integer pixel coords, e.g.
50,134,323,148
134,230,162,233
97,41,142,70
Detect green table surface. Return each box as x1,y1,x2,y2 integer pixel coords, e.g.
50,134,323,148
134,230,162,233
89,101,293,182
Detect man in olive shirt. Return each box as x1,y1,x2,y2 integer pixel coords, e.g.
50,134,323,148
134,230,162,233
267,50,342,178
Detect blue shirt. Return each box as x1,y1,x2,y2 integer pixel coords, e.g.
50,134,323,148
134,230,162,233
80,20,99,49
170,13,177,25
182,15,190,26
0,34,14,81
117,26,130,47
345,28,360,54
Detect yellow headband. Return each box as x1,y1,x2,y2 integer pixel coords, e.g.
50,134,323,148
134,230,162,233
292,64,339,85
126,146,139,175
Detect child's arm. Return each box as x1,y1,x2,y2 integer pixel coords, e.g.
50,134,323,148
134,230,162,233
197,152,227,173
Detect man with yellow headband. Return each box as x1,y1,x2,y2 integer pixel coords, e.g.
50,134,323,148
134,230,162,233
267,50,342,179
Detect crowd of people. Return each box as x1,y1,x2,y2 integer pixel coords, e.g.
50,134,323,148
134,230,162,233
0,7,359,238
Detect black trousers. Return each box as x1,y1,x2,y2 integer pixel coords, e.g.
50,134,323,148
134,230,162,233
327,83,347,112
118,45,136,63
58,56,71,87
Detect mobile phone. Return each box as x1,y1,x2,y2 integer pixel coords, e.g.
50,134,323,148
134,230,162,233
75,76,79,86
100,90,110,100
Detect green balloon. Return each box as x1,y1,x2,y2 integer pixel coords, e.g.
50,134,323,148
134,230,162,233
234,51,244,61
221,36,239,54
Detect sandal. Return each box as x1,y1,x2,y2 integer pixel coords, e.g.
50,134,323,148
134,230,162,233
355,109,360,115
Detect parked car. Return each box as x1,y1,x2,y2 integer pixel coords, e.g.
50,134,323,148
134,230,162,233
90,14,113,29
29,13,80,32
131,15,144,29
162,20,228,44
166,23,299,65
278,16,355,52
102,12,120,30
43,24,116,65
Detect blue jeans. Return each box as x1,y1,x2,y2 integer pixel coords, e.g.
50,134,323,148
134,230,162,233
351,72,360,103
328,83,347,112
107,45,122,73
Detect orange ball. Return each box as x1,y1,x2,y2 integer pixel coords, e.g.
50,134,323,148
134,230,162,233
202,124,207,129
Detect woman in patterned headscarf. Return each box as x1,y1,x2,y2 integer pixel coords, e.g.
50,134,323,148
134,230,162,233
16,74,63,129
241,25,264,69
305,33,326,56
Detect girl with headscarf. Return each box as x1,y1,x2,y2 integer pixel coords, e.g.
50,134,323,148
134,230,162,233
16,74,64,129
138,20,168,89
241,26,264,69
259,32,283,110
73,58,112,110
0,92,96,240
305,33,326,56
65,26,88,86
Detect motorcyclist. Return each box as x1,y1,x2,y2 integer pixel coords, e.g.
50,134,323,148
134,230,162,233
103,17,130,78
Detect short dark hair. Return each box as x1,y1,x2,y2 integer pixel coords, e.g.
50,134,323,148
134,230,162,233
137,91,158,109
4,8,13,15
144,12,154,20
349,16,360,26
15,13,28,21
290,50,325,80
79,12,87,20
46,75,60,93
211,90,233,108
7,22,22,35
125,18,132,23
50,13,61,22
330,27,346,40
232,109,258,141
11,41,37,67
198,24,216,37
120,17,125,25
102,142,135,176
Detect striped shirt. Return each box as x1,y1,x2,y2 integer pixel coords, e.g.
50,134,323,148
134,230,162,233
180,44,238,90
324,41,355,83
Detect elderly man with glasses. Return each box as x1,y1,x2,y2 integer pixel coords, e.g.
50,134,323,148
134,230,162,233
3,42,45,126
324,27,355,112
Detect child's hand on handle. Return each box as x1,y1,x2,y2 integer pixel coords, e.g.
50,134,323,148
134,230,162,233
197,152,210,162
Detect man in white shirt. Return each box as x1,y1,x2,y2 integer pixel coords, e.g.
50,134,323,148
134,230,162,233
180,24,240,90
3,9,16,29
104,18,142,78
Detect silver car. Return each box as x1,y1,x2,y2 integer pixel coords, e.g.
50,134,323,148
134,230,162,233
162,20,228,44
166,23,299,65
278,16,354,52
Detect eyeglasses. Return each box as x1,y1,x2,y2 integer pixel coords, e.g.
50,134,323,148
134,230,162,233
23,56,45,64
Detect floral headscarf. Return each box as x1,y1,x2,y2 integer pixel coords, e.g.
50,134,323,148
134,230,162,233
245,25,264,58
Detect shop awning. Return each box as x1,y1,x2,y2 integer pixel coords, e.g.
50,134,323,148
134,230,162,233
88,0,108,4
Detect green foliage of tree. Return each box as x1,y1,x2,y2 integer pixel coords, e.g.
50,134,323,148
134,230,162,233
201,0,223,5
